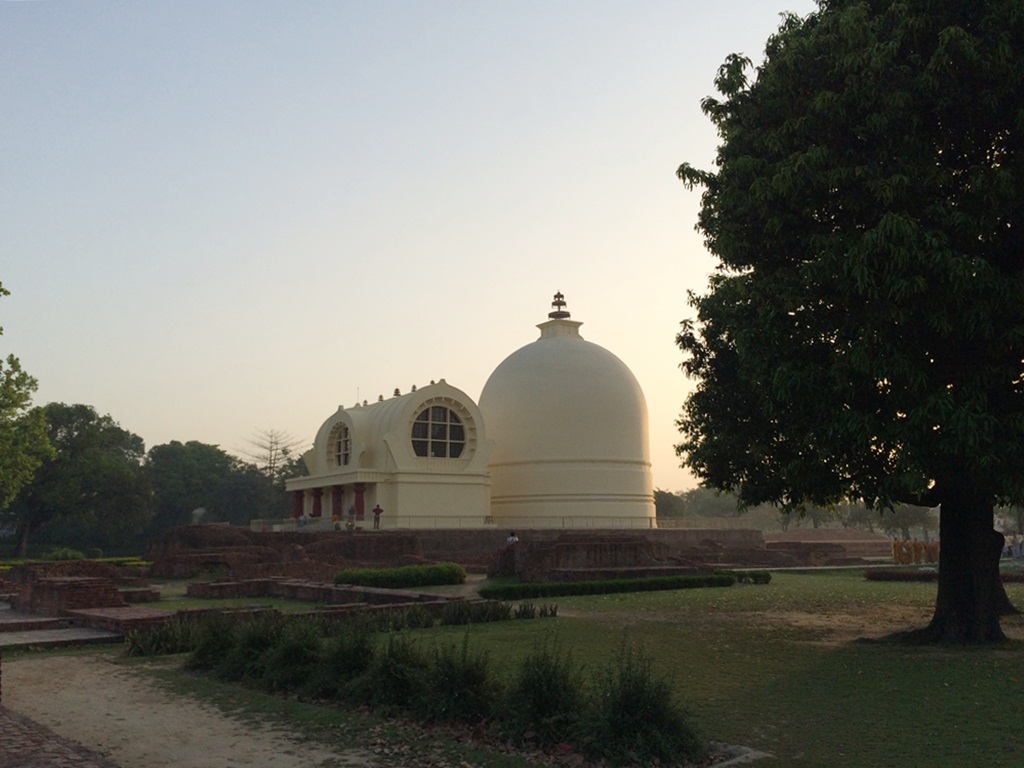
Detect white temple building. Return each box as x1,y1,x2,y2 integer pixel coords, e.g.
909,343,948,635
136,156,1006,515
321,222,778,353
285,294,656,529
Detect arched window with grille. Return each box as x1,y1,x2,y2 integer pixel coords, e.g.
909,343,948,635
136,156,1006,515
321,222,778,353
331,424,351,466
411,404,466,458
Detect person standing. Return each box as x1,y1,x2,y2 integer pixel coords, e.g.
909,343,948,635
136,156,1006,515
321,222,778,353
372,504,383,529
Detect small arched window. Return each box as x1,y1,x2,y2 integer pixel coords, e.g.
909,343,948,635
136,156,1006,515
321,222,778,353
333,425,351,466
411,405,466,458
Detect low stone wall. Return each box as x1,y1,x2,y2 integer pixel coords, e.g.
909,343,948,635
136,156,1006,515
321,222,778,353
14,577,127,616
4,560,123,583
149,524,776,581
417,527,767,569
764,529,893,562
148,526,424,579
186,577,450,606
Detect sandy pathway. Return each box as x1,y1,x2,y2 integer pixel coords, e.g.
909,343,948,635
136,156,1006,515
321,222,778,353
2,652,375,768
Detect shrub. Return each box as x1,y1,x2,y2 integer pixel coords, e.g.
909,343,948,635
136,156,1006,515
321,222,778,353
39,547,85,561
380,605,436,631
716,569,772,585
513,601,537,620
503,636,585,747
402,605,438,629
213,613,285,683
333,562,466,589
440,600,512,626
303,616,377,700
418,634,497,724
124,615,201,657
256,618,322,693
439,600,474,626
581,640,705,766
348,633,430,715
187,613,240,670
514,601,559,619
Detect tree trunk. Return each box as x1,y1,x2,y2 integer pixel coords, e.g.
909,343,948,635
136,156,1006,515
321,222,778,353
914,487,1007,643
16,523,30,559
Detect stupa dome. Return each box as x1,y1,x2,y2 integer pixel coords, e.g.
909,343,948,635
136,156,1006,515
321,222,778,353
478,293,654,526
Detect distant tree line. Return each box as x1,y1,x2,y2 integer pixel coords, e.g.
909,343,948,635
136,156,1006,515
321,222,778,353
655,486,947,540
1,280,308,557
0,402,307,557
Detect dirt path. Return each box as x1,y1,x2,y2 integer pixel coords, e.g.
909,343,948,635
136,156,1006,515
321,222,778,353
2,652,375,768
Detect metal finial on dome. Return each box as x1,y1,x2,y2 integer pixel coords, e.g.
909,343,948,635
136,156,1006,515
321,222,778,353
548,291,570,319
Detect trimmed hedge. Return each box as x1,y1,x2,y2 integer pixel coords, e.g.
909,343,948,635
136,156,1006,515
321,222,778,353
333,562,466,588
477,573,735,600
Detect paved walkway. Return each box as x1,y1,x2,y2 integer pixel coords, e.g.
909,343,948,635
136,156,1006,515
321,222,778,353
0,706,122,768
0,603,122,650
0,603,126,765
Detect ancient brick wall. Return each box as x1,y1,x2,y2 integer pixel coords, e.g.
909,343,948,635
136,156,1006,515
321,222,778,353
14,577,127,615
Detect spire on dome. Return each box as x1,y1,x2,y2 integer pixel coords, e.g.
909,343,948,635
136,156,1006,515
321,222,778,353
548,291,570,319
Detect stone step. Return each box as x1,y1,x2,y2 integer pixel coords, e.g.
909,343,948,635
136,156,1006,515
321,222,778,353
0,626,123,650
0,604,123,649
0,604,71,634
0,616,70,633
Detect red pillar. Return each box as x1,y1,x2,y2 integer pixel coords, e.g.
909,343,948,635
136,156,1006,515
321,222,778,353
331,486,343,520
311,488,323,518
354,483,366,520
292,490,304,519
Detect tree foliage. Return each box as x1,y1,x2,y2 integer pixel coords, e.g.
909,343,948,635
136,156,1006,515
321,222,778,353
147,441,244,530
0,281,53,516
677,0,1024,641
6,403,150,556
654,488,687,518
147,434,306,533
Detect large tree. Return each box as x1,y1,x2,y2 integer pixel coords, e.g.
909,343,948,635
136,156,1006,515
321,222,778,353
147,438,307,533
0,281,53,516
147,441,243,531
677,0,1024,642
6,403,150,556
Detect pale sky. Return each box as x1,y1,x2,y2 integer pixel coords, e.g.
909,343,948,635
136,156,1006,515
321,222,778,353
2,0,817,492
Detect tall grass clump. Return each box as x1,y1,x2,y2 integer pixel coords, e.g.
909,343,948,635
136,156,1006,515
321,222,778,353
256,617,322,693
418,634,497,724
186,612,239,670
124,614,201,657
581,639,705,765
502,636,585,747
213,612,286,684
302,615,377,700
440,599,512,626
348,633,430,715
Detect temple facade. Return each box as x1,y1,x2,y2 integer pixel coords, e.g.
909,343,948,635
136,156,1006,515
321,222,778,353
285,294,655,529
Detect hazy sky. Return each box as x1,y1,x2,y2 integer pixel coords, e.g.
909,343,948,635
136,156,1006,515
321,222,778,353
2,0,817,492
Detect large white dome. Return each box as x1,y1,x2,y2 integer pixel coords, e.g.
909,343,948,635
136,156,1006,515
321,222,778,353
478,298,654,527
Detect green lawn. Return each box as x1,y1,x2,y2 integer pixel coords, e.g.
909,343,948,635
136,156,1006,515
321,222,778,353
403,571,1024,767
141,570,1024,767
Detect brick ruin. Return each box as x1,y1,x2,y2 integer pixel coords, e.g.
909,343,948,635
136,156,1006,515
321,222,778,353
147,525,426,579
146,523,891,585
0,525,893,617
4,561,131,615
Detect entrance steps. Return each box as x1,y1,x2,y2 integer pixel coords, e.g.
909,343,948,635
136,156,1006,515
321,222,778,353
0,602,123,650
